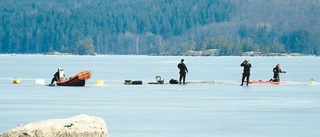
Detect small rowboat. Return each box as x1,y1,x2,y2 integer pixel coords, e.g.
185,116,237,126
56,70,92,86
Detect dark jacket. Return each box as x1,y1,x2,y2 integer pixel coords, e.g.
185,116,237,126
178,62,188,74
241,61,251,74
53,71,60,79
273,66,285,74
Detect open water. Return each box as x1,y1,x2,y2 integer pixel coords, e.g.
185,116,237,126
0,55,320,137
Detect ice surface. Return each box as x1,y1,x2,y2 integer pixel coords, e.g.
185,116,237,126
0,55,319,137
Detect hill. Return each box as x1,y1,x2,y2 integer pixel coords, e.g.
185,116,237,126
0,0,319,55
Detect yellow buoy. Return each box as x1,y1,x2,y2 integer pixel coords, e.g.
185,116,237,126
96,79,104,86
310,79,314,85
13,77,20,84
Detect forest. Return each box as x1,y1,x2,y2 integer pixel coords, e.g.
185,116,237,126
0,0,319,55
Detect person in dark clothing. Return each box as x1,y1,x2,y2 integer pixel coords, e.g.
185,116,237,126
177,59,188,84
240,59,251,86
50,69,60,85
270,64,286,82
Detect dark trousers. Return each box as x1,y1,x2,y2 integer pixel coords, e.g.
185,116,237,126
179,72,186,84
273,74,280,82
241,73,250,86
51,77,58,84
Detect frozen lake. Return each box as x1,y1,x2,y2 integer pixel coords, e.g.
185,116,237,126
0,55,320,137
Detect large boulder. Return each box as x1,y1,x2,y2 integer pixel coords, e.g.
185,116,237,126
0,114,108,137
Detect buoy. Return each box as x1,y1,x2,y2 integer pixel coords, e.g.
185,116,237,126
310,79,314,85
13,77,20,84
96,79,104,86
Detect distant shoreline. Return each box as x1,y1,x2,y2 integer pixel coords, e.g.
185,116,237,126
1,53,317,57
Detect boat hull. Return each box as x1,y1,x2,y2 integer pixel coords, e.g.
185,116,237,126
56,70,92,86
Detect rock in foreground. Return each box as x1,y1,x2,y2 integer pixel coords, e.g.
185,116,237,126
0,114,108,137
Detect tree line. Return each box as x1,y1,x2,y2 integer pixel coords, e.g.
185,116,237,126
0,0,319,55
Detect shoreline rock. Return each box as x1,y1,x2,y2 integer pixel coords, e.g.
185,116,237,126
0,114,108,137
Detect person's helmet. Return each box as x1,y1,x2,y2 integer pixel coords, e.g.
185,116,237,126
181,59,184,62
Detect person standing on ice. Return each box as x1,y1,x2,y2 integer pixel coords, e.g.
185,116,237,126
177,59,188,84
240,59,251,86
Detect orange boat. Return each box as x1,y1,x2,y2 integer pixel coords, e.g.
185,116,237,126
56,70,92,86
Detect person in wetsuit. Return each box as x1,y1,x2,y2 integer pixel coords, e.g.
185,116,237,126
240,60,251,86
50,68,60,85
270,64,286,82
177,59,188,84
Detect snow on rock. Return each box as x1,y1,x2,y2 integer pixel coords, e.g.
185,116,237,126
0,114,108,137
